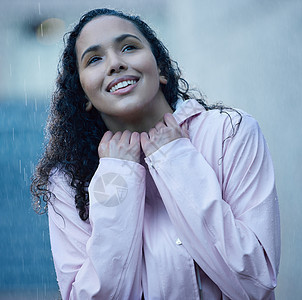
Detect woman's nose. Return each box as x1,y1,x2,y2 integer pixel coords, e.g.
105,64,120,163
107,52,128,76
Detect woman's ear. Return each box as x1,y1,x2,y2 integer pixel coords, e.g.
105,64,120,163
158,69,167,85
85,100,93,112
159,75,168,85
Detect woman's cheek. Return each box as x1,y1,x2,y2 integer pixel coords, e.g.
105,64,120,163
80,76,96,98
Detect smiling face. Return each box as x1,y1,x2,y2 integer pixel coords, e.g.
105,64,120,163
76,16,168,126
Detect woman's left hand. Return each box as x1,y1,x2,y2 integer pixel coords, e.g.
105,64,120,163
140,113,189,157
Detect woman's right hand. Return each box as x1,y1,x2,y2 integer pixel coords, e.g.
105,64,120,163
98,130,140,163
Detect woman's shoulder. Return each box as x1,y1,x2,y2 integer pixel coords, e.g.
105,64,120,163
199,106,257,133
177,99,258,136
176,100,264,157
48,167,91,229
49,166,71,184
48,166,76,203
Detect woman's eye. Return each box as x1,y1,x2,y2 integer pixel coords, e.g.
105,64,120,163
87,56,101,65
122,45,136,52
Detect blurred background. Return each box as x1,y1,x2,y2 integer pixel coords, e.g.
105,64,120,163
0,0,301,299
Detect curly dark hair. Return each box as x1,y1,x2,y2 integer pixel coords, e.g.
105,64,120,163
31,8,214,221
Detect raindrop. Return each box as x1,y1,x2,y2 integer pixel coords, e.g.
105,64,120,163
12,127,14,141
40,23,44,37
30,161,34,174
24,167,27,184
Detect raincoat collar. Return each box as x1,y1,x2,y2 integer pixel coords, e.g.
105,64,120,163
173,99,205,125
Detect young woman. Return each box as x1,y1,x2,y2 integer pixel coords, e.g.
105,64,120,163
31,8,280,300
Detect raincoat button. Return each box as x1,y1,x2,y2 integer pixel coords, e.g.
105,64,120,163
176,238,182,245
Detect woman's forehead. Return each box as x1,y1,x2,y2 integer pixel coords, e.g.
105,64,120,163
76,15,146,47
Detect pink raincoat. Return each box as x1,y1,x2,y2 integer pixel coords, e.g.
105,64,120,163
48,99,280,299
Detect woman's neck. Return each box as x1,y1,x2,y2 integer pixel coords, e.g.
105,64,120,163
101,95,173,133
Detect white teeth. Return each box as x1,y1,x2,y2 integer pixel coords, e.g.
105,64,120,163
109,80,137,93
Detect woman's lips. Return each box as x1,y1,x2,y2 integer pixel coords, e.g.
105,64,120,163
106,75,139,93
109,79,138,93
110,80,139,95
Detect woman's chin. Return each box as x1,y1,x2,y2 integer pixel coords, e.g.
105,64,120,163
115,99,150,117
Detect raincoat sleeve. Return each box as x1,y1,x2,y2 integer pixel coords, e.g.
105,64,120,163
144,112,280,300
48,158,145,300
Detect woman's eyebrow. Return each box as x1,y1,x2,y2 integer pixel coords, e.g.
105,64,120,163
81,44,101,62
115,33,142,44
80,34,142,62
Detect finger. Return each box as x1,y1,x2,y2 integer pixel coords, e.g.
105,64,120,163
120,130,132,143
130,131,140,145
148,127,157,139
155,122,166,131
181,121,190,138
111,131,122,140
163,113,178,127
140,132,149,148
140,132,155,156
100,131,114,143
